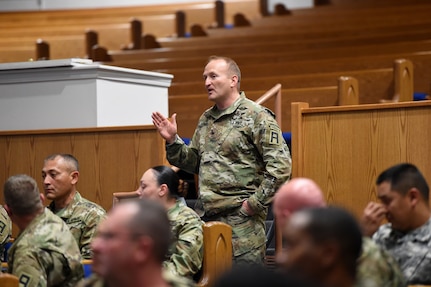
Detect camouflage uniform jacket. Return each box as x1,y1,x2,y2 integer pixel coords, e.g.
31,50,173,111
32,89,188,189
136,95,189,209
373,216,431,285
48,191,106,259
166,92,292,217
76,270,196,287
164,199,204,278
0,205,12,262
7,208,83,287
355,237,406,287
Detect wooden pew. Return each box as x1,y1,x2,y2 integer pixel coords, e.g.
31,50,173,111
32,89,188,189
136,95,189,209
2,0,430,63
169,63,412,101
197,221,232,287
290,100,431,218
169,58,414,137
136,52,431,83
0,273,19,287
0,0,261,62
94,38,431,63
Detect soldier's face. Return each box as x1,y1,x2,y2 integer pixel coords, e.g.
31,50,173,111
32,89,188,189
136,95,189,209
377,181,411,232
42,157,77,201
91,205,141,278
137,169,161,201
203,59,235,103
276,212,326,282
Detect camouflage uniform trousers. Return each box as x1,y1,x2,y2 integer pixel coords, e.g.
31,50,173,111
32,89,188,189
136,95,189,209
204,206,267,265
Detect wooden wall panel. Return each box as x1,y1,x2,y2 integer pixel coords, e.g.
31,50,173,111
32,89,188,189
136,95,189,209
291,101,431,218
0,126,166,214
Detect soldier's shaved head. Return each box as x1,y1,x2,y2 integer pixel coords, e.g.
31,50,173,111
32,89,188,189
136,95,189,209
273,178,326,229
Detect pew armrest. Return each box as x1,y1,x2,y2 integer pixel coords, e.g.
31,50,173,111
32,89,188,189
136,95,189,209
197,221,232,287
112,191,140,206
0,273,19,287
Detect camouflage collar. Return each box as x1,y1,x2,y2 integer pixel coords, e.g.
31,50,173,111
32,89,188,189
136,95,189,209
206,91,246,120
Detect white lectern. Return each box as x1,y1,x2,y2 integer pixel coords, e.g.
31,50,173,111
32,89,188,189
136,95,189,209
0,59,173,131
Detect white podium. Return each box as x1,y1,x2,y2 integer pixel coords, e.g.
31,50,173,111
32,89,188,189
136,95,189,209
0,59,173,131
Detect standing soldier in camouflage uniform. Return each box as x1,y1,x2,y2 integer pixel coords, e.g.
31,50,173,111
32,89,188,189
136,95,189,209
137,165,203,279
274,177,406,287
42,153,106,259
76,199,196,287
3,174,83,286
152,56,292,264
362,163,431,285
0,204,12,262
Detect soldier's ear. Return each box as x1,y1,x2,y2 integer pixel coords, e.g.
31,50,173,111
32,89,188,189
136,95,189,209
70,170,79,184
231,75,238,88
40,193,46,203
158,184,168,197
407,187,420,207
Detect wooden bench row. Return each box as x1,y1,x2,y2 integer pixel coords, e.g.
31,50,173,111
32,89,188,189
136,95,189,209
2,0,431,62
0,0,260,62
170,59,415,137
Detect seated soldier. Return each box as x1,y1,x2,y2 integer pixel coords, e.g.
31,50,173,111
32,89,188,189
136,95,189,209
3,174,83,286
274,178,406,287
76,199,195,287
362,163,431,285
277,206,363,287
42,153,106,259
137,165,203,279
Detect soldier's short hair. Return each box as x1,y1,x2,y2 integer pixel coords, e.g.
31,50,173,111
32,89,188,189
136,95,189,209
124,199,172,262
3,174,43,216
376,163,429,200
207,55,242,91
44,153,79,172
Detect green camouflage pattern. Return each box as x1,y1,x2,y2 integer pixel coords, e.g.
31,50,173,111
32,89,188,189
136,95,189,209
208,206,266,262
163,269,197,287
0,205,12,262
373,217,431,285
48,191,106,259
164,200,203,278
355,237,406,287
166,92,291,259
7,208,83,286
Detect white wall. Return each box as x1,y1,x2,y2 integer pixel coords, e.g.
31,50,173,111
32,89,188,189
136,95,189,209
0,0,312,12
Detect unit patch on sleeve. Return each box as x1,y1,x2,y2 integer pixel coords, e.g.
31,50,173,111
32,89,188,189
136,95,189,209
19,274,31,287
266,123,282,146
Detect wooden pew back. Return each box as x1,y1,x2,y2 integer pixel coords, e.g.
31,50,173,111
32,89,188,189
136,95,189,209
291,100,431,218
0,126,166,220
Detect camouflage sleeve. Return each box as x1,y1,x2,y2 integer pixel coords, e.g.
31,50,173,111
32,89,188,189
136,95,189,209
166,135,200,175
163,217,204,277
11,250,48,287
0,206,11,259
356,237,407,287
81,208,106,259
247,110,292,213
12,249,81,287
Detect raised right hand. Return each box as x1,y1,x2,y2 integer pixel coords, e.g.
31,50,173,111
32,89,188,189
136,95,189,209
361,201,387,237
152,112,178,144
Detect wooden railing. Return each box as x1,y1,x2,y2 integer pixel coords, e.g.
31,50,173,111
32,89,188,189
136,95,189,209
255,83,282,129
